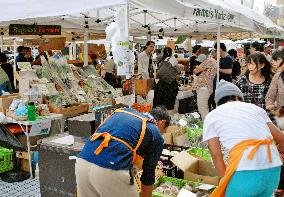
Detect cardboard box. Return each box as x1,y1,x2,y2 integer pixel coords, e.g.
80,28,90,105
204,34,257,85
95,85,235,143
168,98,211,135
164,126,186,145
135,79,154,96
18,134,45,151
0,94,20,115
16,151,34,172
171,151,219,185
163,132,173,145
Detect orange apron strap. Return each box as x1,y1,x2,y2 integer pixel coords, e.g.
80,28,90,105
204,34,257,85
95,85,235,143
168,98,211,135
111,136,134,151
246,139,272,163
134,119,147,151
90,132,112,155
91,132,134,155
115,109,145,121
115,108,148,164
132,118,147,164
210,138,273,197
96,113,113,129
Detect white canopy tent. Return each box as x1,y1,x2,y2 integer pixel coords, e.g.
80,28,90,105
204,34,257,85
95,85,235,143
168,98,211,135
0,0,267,35
0,0,282,82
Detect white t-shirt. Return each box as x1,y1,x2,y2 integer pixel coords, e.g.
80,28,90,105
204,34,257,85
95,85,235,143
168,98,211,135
138,51,150,79
203,101,282,171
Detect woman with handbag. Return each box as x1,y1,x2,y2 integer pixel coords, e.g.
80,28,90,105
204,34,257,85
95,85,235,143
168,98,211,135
153,47,179,112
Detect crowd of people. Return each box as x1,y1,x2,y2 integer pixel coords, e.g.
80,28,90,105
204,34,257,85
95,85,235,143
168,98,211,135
133,40,284,196
135,40,284,123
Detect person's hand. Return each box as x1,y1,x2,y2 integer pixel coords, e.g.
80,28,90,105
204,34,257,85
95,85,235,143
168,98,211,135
266,105,276,111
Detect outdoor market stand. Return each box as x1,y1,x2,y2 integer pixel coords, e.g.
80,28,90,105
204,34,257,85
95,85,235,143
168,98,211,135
0,0,283,197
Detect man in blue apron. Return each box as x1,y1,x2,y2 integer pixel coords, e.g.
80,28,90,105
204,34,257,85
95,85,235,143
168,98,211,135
75,106,170,197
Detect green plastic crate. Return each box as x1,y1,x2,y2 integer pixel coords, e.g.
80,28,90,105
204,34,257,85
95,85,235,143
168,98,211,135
0,147,13,173
152,176,200,197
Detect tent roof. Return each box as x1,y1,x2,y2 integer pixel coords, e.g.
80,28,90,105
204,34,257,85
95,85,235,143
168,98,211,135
0,0,281,38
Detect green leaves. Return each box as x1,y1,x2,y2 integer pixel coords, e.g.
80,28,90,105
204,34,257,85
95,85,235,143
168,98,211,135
188,147,211,161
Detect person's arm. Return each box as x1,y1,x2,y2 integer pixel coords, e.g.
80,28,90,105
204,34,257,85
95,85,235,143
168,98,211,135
193,65,205,75
268,122,284,149
265,75,278,110
219,68,232,74
141,184,154,197
208,137,226,177
140,128,164,197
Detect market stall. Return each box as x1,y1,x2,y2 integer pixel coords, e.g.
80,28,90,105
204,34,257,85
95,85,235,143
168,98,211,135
0,1,283,197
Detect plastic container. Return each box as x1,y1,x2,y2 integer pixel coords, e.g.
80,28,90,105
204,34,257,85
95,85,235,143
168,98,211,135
0,147,13,173
27,102,36,121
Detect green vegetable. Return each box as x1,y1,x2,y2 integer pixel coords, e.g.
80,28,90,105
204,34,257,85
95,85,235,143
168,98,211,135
188,147,211,161
186,127,203,141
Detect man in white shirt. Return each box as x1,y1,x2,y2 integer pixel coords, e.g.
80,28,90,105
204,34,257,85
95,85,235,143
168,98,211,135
203,80,284,197
138,41,155,79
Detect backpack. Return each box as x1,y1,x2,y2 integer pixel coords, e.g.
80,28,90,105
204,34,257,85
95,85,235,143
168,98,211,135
156,58,178,83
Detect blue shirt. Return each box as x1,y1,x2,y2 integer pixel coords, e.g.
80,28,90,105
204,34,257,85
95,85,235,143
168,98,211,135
79,108,164,185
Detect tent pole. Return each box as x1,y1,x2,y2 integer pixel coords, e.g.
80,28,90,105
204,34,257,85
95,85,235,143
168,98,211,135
125,0,131,79
216,23,221,87
13,38,17,88
273,36,276,49
72,41,76,60
83,27,89,66
69,43,73,60
188,36,192,57
0,34,3,52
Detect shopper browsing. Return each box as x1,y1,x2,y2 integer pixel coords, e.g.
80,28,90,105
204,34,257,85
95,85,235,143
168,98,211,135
15,46,27,71
76,107,170,197
228,49,241,81
236,52,273,109
203,80,284,197
189,45,202,75
154,47,179,112
214,42,233,82
192,50,217,120
0,53,15,92
138,41,155,79
250,41,263,53
266,49,284,111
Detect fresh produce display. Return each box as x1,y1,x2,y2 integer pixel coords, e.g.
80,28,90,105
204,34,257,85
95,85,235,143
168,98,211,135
154,182,180,196
170,113,201,127
36,58,122,106
188,148,211,161
153,176,213,197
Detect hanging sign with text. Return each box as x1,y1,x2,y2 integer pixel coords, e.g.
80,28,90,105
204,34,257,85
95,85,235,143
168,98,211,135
9,24,61,35
192,8,236,23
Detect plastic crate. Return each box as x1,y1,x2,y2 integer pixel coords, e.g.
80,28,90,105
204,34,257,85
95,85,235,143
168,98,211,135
152,176,200,197
163,144,189,152
160,154,184,179
0,147,13,173
160,145,188,179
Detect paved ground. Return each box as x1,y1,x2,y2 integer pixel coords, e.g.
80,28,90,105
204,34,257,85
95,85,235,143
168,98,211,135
0,178,40,197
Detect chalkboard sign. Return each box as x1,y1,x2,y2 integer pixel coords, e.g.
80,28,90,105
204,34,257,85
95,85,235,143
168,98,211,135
9,24,61,35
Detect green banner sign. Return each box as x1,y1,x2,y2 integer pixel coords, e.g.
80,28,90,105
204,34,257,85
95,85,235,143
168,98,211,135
9,24,61,35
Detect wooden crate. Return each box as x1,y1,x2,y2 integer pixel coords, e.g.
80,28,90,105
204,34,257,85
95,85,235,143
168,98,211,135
48,103,89,117
134,79,154,96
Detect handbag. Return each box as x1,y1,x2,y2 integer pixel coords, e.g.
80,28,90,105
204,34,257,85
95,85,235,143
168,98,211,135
156,58,178,83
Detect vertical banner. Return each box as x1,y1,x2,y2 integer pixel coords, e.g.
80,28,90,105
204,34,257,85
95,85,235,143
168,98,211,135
105,7,134,76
